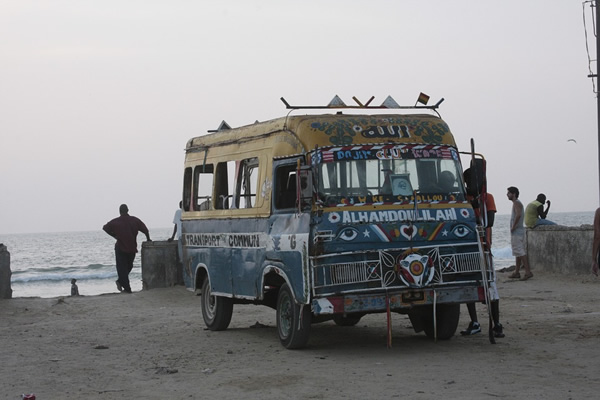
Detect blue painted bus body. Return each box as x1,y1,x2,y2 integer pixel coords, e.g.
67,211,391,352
180,111,493,345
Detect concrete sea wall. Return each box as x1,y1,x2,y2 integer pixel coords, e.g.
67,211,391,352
140,240,184,289
526,225,593,275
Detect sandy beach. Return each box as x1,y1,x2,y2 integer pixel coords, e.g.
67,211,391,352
1,270,599,399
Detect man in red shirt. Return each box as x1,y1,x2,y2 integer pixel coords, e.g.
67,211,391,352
103,204,151,293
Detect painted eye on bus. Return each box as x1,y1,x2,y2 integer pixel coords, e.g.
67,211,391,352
451,224,472,238
337,227,359,241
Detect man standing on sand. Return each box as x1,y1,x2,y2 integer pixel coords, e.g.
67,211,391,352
525,193,556,228
507,187,533,281
103,204,151,293
592,207,600,276
460,190,504,338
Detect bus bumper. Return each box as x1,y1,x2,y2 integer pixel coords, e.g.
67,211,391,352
311,286,482,315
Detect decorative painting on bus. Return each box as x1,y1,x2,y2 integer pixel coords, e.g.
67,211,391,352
309,116,451,145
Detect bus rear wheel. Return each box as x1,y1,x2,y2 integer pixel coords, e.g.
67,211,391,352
408,304,460,340
201,279,233,331
276,283,311,349
420,303,460,340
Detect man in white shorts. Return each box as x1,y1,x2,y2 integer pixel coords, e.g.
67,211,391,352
507,186,533,280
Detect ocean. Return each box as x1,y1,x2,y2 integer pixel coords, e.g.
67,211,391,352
0,212,595,298
0,227,173,298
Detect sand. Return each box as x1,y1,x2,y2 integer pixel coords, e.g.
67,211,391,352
1,270,600,399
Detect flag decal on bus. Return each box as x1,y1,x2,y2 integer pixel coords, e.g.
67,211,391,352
417,92,430,105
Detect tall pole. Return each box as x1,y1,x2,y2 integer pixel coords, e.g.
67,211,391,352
597,0,600,202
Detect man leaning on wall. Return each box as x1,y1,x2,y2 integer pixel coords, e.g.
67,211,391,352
525,193,556,228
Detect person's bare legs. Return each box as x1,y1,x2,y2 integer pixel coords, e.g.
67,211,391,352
520,255,531,275
518,255,533,280
509,256,523,278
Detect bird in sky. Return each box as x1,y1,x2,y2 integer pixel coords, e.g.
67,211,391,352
567,139,577,143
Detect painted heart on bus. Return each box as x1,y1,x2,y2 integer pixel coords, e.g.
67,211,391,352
400,225,417,240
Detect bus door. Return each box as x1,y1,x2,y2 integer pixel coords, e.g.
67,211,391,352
266,157,312,302
229,157,268,298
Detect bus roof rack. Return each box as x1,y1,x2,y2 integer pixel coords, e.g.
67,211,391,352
280,94,445,111
207,120,232,133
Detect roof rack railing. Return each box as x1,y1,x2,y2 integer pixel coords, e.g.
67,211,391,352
280,94,444,111
207,120,232,133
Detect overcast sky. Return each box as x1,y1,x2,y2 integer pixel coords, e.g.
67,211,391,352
1,0,598,234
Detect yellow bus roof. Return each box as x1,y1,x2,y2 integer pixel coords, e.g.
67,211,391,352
186,113,456,158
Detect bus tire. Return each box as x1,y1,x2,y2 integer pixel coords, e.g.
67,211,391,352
421,303,460,340
333,313,364,327
201,279,233,331
276,283,311,349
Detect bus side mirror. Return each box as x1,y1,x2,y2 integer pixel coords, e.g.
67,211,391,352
468,159,487,195
297,165,313,212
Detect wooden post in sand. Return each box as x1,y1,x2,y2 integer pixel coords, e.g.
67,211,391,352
0,244,12,299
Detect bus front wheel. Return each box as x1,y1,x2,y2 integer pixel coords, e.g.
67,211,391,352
201,279,233,331
276,284,311,349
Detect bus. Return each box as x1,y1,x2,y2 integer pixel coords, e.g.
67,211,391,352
180,96,494,349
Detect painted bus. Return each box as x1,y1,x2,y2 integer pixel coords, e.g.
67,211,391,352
180,96,494,349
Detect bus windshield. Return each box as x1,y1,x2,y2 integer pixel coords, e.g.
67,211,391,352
315,144,466,206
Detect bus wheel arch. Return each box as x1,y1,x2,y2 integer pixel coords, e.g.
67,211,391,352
193,263,208,292
261,265,295,310
262,271,286,309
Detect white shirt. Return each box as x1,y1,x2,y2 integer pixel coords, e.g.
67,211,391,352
172,209,182,239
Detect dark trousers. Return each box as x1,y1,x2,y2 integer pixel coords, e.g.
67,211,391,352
115,247,136,293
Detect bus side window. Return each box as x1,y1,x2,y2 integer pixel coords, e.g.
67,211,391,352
215,162,232,210
183,167,192,211
238,157,259,209
194,164,214,211
274,164,297,210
